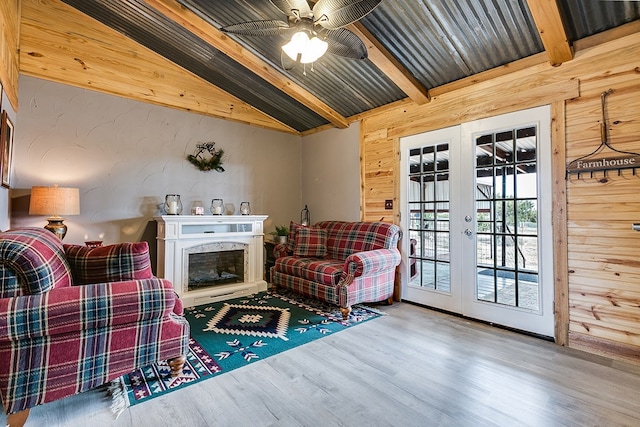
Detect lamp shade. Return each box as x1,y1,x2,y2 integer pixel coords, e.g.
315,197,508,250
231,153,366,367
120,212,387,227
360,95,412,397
29,186,80,217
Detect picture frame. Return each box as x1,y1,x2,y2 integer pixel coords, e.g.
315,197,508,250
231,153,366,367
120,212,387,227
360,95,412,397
1,110,14,189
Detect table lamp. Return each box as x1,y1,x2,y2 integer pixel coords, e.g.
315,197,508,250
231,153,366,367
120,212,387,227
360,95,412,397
29,185,80,240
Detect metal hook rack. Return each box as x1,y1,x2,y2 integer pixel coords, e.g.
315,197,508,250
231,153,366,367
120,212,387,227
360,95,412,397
566,89,640,179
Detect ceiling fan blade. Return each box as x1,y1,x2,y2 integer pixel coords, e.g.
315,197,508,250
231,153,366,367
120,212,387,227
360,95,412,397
325,28,367,59
313,0,383,30
221,20,291,37
269,0,313,19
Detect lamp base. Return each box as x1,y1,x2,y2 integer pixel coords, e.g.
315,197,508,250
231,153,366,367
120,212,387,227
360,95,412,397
44,217,68,240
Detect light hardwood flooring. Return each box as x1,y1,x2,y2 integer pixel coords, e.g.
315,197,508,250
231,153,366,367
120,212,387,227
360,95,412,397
4,301,640,427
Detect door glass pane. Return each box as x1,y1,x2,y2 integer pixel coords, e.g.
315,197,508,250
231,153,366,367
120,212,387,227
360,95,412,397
476,134,494,166
409,149,421,174
515,165,537,198
516,127,537,162
496,269,516,306
494,166,514,198
437,202,449,226
517,271,539,310
517,201,537,236
476,266,493,302
408,202,421,229
475,126,540,311
423,178,435,201
423,231,435,258
424,202,435,230
436,262,451,293
407,142,451,293
422,146,435,172
518,236,538,271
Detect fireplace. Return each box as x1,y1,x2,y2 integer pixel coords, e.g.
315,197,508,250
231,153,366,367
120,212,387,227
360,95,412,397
187,243,246,290
155,215,268,307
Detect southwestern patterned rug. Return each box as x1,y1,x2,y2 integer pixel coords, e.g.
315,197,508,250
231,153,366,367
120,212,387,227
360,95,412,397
110,290,383,413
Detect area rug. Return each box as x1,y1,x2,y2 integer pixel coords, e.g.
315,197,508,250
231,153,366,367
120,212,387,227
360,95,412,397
110,289,383,413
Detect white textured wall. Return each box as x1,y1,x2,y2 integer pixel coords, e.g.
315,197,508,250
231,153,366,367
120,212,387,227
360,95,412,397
301,123,361,223
11,76,302,244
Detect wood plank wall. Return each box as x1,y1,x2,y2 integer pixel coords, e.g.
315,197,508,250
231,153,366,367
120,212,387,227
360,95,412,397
0,0,20,110
565,52,640,360
360,27,640,364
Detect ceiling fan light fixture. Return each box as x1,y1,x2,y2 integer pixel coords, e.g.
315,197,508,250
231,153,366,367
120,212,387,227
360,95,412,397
282,31,309,61
305,36,328,63
282,31,328,64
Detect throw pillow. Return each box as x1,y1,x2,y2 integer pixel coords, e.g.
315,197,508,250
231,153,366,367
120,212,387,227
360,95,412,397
0,227,74,297
64,241,153,285
293,227,328,258
287,221,307,252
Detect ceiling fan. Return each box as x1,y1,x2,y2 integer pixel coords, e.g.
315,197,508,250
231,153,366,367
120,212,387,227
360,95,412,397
221,0,383,72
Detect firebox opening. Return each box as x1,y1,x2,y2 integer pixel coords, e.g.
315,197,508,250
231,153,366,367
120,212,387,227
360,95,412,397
188,250,244,291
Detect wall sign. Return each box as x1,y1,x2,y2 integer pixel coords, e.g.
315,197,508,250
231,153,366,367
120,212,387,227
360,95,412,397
566,89,640,179
566,155,639,174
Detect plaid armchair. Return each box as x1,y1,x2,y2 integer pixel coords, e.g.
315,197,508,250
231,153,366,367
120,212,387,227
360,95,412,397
271,221,402,319
0,227,189,426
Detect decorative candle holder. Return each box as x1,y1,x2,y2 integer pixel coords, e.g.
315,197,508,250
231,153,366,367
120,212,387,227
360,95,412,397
191,200,205,215
240,201,251,215
211,198,224,215
164,194,183,215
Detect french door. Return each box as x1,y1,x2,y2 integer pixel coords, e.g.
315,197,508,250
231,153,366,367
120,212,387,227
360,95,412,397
399,106,554,337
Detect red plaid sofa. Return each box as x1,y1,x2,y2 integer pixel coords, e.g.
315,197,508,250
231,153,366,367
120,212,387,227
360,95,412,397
271,221,402,319
0,227,189,425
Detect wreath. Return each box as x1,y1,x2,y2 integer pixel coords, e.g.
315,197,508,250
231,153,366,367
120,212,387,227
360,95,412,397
186,142,225,172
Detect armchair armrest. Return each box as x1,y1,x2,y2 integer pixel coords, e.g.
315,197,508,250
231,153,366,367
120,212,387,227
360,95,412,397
273,243,290,258
338,249,401,285
0,278,178,341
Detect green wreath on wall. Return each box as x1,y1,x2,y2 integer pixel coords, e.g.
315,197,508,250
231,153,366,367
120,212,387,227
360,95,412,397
187,142,225,172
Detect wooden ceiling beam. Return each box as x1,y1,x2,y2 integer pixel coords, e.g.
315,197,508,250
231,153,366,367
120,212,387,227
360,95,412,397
19,0,297,134
350,22,430,105
144,0,349,129
525,0,573,66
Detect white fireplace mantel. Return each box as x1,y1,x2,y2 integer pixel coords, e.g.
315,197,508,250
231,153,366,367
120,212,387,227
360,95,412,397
155,215,268,307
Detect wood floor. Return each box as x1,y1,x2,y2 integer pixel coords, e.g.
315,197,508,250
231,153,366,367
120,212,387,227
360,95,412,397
4,301,640,427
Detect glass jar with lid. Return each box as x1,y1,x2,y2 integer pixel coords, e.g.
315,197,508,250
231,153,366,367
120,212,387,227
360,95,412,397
211,198,224,215
164,194,183,215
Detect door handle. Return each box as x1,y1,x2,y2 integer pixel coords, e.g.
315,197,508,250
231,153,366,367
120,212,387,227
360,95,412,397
464,229,473,236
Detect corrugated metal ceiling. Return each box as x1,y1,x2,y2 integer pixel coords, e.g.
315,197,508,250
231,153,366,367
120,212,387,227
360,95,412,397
60,0,640,133
61,0,331,132
362,0,544,88
559,0,640,40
